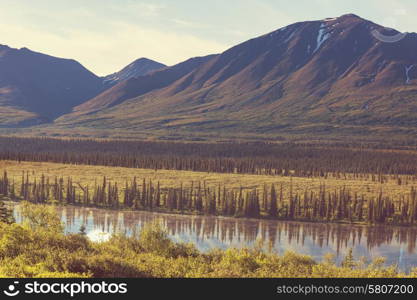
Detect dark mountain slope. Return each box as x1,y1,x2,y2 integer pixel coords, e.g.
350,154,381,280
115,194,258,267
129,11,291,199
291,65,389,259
59,55,217,117
0,45,103,126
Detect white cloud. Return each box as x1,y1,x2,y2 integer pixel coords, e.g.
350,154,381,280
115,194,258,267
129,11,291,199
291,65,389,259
170,18,211,29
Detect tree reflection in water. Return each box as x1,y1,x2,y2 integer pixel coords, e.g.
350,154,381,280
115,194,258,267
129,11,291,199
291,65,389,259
11,203,417,271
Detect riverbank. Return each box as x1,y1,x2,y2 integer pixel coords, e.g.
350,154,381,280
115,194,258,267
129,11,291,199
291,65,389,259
0,202,414,278
7,200,417,273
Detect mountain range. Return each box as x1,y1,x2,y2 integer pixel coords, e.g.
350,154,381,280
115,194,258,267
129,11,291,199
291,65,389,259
1,14,417,140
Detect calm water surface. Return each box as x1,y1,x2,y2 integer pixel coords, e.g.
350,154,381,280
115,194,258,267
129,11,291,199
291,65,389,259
9,202,417,271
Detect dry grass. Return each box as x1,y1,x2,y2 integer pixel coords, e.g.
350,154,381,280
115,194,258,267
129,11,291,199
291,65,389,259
0,160,414,200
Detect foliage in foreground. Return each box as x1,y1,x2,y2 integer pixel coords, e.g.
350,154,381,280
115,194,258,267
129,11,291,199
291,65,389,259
0,201,415,278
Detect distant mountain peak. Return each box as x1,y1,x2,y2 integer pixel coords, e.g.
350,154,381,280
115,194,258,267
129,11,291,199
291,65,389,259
264,13,369,42
132,57,158,63
340,13,362,18
335,13,361,19
103,57,166,87
321,14,364,22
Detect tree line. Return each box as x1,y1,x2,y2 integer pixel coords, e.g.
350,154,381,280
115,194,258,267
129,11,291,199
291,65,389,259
0,137,417,177
1,170,417,225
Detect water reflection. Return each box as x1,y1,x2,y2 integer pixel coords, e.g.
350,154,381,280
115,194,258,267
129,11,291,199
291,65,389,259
87,229,111,242
10,203,417,271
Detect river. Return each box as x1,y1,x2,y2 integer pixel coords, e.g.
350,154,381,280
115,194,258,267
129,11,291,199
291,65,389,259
8,202,417,272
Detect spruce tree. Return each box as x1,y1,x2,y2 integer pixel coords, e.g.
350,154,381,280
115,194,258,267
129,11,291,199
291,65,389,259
269,184,278,218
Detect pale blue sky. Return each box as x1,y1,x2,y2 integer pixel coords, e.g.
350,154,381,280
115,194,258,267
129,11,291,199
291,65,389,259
1,0,416,75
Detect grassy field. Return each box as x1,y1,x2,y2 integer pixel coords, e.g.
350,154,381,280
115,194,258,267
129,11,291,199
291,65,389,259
0,160,414,201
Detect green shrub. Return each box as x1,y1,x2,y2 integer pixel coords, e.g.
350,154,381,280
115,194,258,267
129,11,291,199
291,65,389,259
19,201,63,233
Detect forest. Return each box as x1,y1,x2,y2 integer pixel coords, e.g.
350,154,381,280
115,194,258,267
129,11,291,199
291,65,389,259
0,170,417,225
0,137,416,176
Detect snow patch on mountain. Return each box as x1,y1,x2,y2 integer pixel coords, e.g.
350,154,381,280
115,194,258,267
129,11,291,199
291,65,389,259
313,23,331,54
405,65,414,84
283,29,297,43
103,58,165,86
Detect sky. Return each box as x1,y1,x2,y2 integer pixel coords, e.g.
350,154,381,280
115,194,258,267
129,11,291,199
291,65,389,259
1,0,416,76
